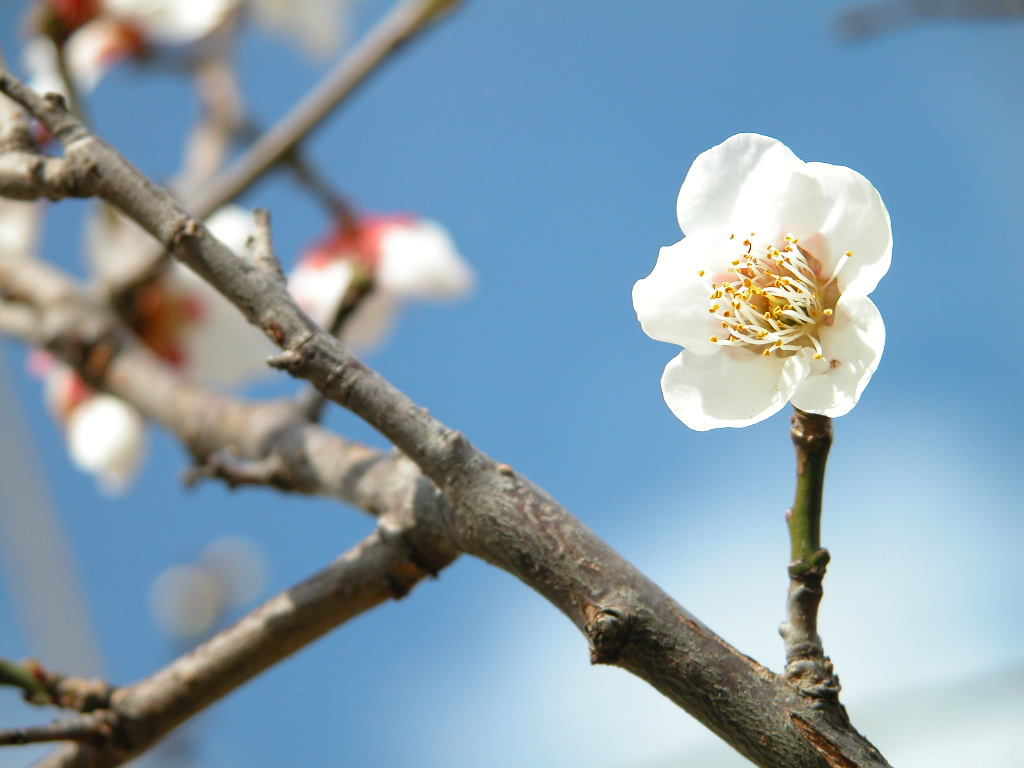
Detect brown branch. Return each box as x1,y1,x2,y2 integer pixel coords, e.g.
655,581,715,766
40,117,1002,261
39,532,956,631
0,71,892,768
838,0,1024,40
16,516,455,765
0,714,113,748
0,252,440,517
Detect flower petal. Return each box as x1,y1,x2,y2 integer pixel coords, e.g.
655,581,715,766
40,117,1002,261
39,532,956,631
66,394,146,495
660,348,811,430
341,291,400,350
676,134,801,237
375,220,474,299
633,234,724,355
790,295,885,417
783,162,891,296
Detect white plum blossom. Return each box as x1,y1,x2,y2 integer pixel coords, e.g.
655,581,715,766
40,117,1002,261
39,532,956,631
102,0,238,45
633,133,891,431
89,204,274,386
65,393,146,495
32,357,146,495
289,215,474,350
154,205,276,386
0,198,41,258
24,0,354,95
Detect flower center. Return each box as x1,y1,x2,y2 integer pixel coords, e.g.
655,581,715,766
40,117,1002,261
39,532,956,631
704,233,849,359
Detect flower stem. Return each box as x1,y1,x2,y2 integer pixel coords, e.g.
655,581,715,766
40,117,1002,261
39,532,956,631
779,408,840,700
787,409,831,573
0,657,49,705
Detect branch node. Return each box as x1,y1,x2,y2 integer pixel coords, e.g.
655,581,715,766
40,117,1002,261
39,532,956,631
584,604,634,665
171,217,201,250
184,450,292,490
267,349,303,372
249,208,285,280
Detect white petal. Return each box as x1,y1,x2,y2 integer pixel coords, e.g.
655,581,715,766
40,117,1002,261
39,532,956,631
340,291,400,351
375,220,474,299
205,205,254,257
64,19,132,92
288,258,355,327
104,0,238,43
23,37,70,100
246,0,352,59
148,564,224,638
632,233,725,355
676,134,801,237
790,295,885,417
0,199,41,257
171,265,276,386
660,348,811,431
66,395,146,495
783,162,892,296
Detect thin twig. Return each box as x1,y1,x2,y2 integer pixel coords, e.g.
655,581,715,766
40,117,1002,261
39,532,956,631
102,0,461,298
0,715,110,747
249,208,284,278
27,521,455,767
189,0,461,218
779,408,840,700
838,0,1024,40
0,657,114,711
297,275,375,421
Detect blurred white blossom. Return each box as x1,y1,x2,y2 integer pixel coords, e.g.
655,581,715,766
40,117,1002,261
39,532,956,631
24,0,355,95
149,536,267,639
90,204,274,386
289,215,473,350
246,0,355,59
33,357,146,494
633,133,891,430
0,198,41,257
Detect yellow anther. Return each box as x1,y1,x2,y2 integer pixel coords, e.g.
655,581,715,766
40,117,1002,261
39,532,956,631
729,233,735,240
708,305,719,313
823,308,833,316
813,353,823,359
762,349,771,357
710,336,718,343
844,250,852,257
698,270,705,277
732,259,740,266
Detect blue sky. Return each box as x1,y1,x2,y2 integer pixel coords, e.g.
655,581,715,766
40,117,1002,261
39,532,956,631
2,1,1024,766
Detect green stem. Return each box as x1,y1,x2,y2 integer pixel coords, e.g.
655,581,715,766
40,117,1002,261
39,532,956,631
780,408,840,699
0,657,50,705
787,408,832,573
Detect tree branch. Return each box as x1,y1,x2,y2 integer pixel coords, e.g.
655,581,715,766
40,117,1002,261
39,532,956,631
0,71,891,768
19,516,455,766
